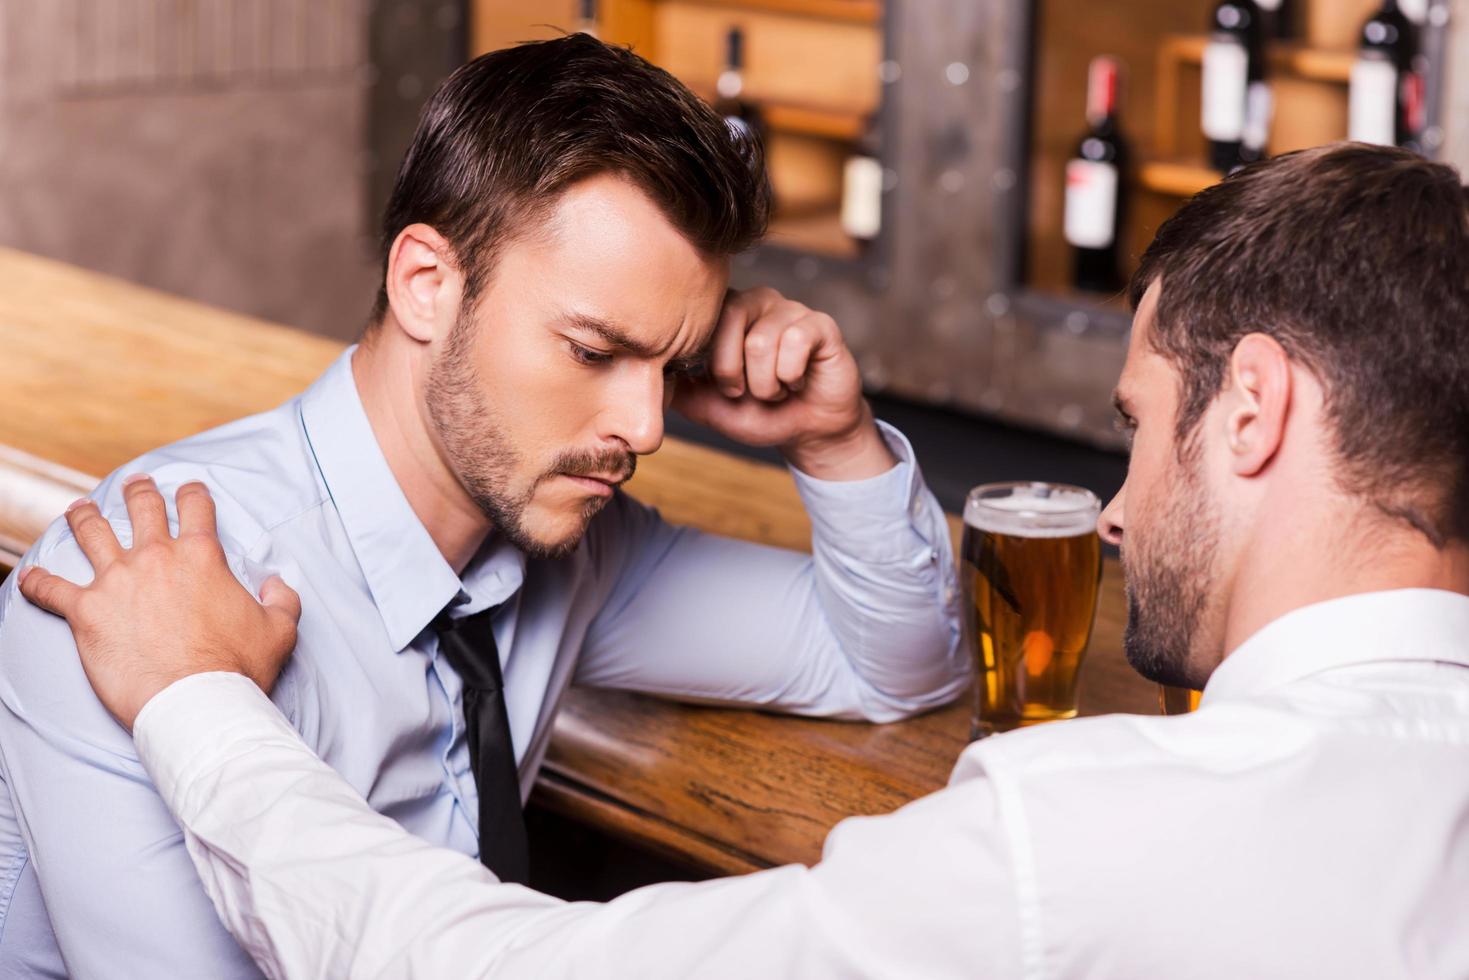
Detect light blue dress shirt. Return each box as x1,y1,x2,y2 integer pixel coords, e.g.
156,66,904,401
0,347,966,978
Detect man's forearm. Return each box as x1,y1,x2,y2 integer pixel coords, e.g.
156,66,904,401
132,673,1001,980
788,422,969,717
134,673,569,979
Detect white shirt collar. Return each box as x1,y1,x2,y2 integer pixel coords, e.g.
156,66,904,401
1202,588,1469,706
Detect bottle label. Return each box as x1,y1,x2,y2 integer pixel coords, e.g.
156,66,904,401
841,155,883,240
1254,0,1281,9
1242,81,1274,152
1349,56,1398,145
1064,159,1119,249
1202,39,1248,142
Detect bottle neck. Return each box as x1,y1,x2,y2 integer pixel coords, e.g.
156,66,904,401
1215,1,1254,35
724,30,745,73
1085,58,1119,131
718,30,746,100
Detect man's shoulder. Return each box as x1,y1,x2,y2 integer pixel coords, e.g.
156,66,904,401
0,400,324,723
961,702,1303,784
0,540,141,760
91,398,327,549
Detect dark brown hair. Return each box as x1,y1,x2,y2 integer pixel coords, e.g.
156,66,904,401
1130,143,1469,544
370,33,770,322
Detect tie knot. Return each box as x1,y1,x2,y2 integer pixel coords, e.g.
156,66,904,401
432,605,504,693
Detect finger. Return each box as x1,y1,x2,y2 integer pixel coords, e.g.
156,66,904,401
64,499,124,571
122,474,170,546
709,288,783,397
742,307,808,401
709,292,755,397
668,376,724,427
259,575,302,626
774,319,822,394
175,482,218,540
16,566,86,620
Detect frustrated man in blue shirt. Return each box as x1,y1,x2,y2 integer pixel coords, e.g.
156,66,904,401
0,34,967,978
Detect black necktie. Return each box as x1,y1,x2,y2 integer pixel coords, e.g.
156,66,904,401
432,606,530,884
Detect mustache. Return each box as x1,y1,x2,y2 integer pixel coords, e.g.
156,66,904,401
548,447,637,485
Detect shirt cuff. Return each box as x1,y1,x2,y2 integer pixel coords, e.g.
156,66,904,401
788,420,948,564
134,671,291,822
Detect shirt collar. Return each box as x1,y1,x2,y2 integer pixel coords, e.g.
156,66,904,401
298,347,525,650
1202,588,1469,706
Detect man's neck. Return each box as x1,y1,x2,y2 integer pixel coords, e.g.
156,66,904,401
1218,502,1469,663
351,338,491,574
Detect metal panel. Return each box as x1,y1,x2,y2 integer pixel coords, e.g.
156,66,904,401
366,0,470,237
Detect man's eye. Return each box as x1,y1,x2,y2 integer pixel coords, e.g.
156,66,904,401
1113,415,1137,447
570,343,613,367
664,359,706,380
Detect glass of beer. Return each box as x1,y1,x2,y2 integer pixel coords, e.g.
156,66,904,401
961,482,1103,740
1158,686,1203,714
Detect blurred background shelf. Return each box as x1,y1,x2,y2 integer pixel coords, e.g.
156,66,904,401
674,0,882,24
1162,34,1357,85
1137,159,1221,198
765,211,860,258
688,88,868,140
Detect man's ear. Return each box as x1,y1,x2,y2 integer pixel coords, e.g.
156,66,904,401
1222,333,1292,478
383,224,459,345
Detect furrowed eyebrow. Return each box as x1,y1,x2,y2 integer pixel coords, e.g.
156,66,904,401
666,344,712,375
564,312,710,372
563,313,662,359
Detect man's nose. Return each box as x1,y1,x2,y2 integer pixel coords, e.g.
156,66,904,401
608,374,666,457
1098,485,1125,547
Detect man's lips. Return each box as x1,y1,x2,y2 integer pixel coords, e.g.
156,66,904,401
558,473,626,497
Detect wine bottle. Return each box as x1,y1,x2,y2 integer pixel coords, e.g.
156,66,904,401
1202,0,1264,173
840,115,883,246
1236,74,1275,168
576,0,598,38
714,27,766,149
1253,0,1292,40
1065,56,1128,294
1349,0,1424,148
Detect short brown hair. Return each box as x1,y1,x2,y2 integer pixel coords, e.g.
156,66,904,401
371,33,770,322
1130,143,1469,544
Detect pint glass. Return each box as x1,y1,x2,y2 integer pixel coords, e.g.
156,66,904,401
961,482,1103,739
1159,686,1203,714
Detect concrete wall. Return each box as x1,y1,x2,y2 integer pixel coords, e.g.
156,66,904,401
0,0,377,341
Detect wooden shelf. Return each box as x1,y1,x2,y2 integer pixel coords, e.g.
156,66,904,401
671,0,883,25
765,102,865,141
692,86,867,140
766,209,860,258
1137,160,1222,198
1163,35,1356,84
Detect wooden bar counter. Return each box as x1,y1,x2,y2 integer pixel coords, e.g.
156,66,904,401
0,247,1158,876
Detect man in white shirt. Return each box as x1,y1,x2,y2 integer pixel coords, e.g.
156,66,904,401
16,146,1469,978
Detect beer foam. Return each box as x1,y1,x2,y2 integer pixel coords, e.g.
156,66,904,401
964,487,1099,538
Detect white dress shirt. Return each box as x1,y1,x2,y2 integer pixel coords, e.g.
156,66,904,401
0,347,966,977
132,588,1469,979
